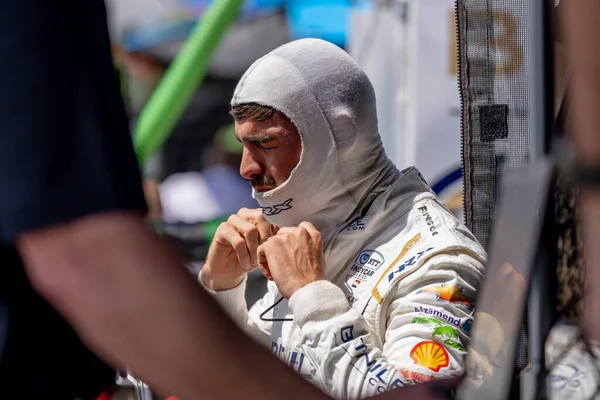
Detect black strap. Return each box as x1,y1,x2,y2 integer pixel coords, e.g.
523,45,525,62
570,164,600,189
259,296,294,322
557,68,600,189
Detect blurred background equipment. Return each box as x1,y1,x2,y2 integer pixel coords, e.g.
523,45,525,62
128,0,246,166
456,0,592,399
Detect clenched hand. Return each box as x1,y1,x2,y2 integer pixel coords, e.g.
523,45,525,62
257,221,325,298
201,208,278,291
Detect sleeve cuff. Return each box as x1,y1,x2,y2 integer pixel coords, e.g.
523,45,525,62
200,274,248,311
289,280,351,327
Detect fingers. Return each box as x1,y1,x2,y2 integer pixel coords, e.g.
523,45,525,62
497,263,514,279
278,222,322,245
498,263,527,291
215,222,252,269
238,208,277,244
271,224,280,235
227,214,259,267
214,208,279,270
277,227,297,235
298,221,322,244
298,221,317,234
256,243,273,280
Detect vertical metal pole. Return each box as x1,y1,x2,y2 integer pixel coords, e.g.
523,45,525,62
524,242,555,400
523,0,556,399
528,0,555,161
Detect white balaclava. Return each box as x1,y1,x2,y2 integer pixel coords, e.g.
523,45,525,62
231,38,399,237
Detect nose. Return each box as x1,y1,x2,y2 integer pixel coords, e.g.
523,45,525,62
239,147,263,180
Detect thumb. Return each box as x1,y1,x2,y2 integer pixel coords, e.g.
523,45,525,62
256,243,272,280
298,221,317,232
271,224,280,235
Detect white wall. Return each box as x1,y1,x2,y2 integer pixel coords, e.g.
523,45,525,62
349,0,463,217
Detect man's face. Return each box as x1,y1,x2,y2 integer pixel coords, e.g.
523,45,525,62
235,114,302,192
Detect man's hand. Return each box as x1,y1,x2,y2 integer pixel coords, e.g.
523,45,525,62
201,208,278,291
256,221,325,298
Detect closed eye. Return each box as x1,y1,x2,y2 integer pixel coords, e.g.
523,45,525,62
259,141,278,150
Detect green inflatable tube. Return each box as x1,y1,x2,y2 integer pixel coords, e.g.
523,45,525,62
133,0,245,165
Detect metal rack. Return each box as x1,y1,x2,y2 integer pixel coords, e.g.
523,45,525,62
456,0,558,398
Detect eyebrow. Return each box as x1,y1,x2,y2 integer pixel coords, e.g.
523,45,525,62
235,133,279,144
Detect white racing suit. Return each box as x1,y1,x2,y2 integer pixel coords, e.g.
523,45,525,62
203,169,486,399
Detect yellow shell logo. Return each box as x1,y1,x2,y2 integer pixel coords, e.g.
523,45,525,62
410,341,449,372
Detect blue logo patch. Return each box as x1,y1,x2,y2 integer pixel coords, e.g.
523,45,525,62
345,250,385,291
341,326,354,343
387,247,434,282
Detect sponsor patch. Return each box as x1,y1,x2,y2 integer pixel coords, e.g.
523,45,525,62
463,319,473,332
412,316,446,326
444,339,466,353
430,326,467,353
343,218,365,232
414,306,466,329
372,233,421,303
401,369,435,383
432,325,458,339
341,326,354,343
419,283,474,310
410,341,450,372
413,318,467,352
418,205,439,236
385,247,434,283
345,250,385,292
261,199,293,216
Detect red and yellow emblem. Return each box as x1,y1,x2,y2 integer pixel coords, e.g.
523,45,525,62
422,283,473,307
410,341,449,372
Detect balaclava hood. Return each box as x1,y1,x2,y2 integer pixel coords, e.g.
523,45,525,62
232,38,399,236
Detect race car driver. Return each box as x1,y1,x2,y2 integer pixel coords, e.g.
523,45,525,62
199,38,487,399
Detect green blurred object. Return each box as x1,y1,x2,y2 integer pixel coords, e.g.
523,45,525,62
215,123,243,154
201,217,227,240
132,0,245,166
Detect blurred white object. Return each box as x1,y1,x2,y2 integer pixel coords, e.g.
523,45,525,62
105,0,290,79
160,171,222,222
160,166,257,223
546,323,600,400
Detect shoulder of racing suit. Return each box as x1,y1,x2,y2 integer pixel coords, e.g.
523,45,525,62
371,195,486,304
330,168,487,342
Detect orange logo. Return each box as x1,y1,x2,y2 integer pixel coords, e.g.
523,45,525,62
422,283,473,308
410,341,449,372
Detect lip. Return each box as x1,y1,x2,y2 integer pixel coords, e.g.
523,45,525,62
253,185,275,192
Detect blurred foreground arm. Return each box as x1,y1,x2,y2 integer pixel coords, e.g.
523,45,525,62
562,0,600,341
17,213,326,399
0,1,321,398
